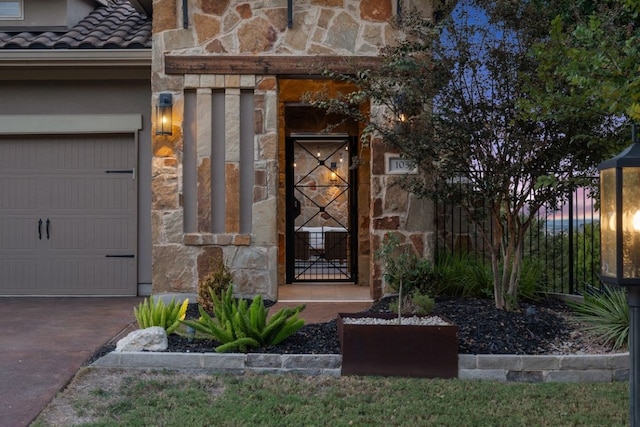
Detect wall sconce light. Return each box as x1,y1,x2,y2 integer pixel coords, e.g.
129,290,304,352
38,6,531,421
156,93,173,136
330,162,338,184
395,91,409,124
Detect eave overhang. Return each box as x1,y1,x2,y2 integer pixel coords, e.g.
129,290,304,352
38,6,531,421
0,49,151,68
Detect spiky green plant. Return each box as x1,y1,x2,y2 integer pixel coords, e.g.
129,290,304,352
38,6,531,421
569,286,629,350
181,286,306,352
134,296,189,335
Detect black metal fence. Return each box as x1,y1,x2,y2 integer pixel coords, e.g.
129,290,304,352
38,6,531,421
434,179,600,296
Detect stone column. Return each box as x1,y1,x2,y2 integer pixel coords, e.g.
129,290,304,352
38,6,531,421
196,88,212,233
225,83,241,233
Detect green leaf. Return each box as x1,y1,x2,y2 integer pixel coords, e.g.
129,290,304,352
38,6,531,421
215,337,260,353
261,315,287,343
569,286,629,350
270,318,305,346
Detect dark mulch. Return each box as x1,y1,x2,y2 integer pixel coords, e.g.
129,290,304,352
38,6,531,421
87,295,594,364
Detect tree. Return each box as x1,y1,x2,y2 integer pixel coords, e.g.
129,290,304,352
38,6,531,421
533,0,640,122
311,0,615,310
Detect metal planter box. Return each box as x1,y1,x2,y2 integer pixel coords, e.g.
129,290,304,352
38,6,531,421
337,313,459,378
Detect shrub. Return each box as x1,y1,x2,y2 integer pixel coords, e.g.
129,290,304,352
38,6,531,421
433,252,492,298
134,296,189,335
375,233,437,296
433,252,541,301
458,258,493,298
390,290,436,315
518,258,543,301
569,285,629,350
197,259,233,314
182,287,306,353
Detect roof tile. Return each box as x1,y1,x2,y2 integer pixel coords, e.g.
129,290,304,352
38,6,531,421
0,0,151,50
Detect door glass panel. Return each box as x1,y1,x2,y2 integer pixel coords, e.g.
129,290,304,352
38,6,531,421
288,136,354,282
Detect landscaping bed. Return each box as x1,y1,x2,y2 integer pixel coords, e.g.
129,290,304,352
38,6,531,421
88,296,614,363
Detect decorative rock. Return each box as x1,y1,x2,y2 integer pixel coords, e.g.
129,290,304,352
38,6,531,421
115,327,168,352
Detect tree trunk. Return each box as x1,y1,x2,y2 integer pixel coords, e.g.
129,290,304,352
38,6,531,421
492,251,503,309
490,209,529,311
505,235,525,311
491,213,506,310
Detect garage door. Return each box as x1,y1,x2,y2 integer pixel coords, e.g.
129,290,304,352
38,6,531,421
0,134,137,296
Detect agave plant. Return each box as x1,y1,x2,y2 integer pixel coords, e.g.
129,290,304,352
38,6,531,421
182,286,305,352
569,286,629,350
134,296,189,335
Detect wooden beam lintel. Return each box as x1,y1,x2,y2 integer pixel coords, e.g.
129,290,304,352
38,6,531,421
164,55,382,75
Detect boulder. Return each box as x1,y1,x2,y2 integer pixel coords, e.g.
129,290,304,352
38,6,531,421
115,327,168,352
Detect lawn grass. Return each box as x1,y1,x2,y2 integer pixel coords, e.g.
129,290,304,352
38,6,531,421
34,369,629,427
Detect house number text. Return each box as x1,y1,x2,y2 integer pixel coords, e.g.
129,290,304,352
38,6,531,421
385,155,417,175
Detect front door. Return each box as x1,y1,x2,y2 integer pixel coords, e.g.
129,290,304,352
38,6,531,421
285,134,357,283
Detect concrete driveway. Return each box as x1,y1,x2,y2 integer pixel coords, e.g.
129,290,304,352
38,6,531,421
0,297,140,427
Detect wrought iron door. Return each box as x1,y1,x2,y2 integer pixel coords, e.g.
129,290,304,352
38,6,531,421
286,135,357,282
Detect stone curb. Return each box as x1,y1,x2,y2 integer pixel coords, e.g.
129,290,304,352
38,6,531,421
92,351,629,382
92,352,343,377
459,353,629,382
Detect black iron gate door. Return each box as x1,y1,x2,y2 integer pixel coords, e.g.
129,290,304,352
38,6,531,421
286,135,357,283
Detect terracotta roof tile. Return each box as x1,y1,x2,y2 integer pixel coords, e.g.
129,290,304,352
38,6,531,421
0,0,150,50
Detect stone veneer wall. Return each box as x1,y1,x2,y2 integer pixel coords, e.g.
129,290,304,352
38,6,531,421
369,138,436,298
151,0,436,299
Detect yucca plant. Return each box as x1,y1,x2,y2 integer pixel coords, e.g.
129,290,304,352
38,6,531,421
134,296,189,335
569,286,629,350
182,286,306,353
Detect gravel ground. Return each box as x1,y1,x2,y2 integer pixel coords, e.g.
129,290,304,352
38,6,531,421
88,296,616,362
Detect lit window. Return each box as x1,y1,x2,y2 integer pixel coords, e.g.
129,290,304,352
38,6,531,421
0,1,22,19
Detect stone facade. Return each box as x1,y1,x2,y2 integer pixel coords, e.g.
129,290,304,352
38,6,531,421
151,0,437,300
370,139,436,297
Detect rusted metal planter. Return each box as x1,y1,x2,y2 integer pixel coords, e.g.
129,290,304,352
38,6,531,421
337,313,459,378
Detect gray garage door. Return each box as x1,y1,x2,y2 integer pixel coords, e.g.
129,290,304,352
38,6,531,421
0,134,137,296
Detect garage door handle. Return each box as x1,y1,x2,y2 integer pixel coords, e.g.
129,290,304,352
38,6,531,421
38,219,42,240
106,169,135,180
46,218,50,240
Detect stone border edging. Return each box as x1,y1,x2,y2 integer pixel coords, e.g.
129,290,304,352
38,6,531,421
92,352,343,377
459,353,629,382
92,352,629,382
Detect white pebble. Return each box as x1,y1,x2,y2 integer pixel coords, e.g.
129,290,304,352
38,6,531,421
341,315,450,326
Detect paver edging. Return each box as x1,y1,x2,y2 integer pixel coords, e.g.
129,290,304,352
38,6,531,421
92,351,342,376
92,351,629,382
459,353,629,382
